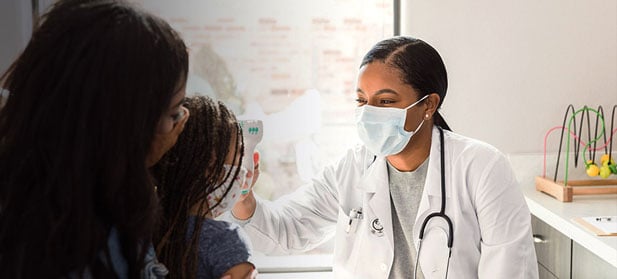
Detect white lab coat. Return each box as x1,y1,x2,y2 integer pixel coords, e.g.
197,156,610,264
230,127,538,278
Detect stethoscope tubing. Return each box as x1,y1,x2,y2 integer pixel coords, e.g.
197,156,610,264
413,126,453,279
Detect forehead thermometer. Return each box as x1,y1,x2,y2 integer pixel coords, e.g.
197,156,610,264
239,120,263,194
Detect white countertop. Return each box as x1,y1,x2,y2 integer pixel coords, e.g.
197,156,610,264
509,153,617,268
523,183,617,268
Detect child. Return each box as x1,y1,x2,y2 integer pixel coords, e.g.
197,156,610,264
153,96,256,279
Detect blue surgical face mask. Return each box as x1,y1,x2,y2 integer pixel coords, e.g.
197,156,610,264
355,95,428,157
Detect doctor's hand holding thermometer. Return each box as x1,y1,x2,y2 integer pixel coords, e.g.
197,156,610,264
231,120,263,220
232,149,261,220
227,36,538,279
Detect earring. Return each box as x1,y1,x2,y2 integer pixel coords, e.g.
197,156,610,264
425,114,430,120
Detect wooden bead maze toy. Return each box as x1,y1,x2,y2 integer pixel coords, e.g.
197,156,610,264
536,105,617,202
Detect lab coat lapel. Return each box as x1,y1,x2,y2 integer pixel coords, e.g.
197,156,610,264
413,127,446,243
363,156,395,249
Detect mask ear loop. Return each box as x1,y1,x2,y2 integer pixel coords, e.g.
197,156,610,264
404,96,429,135
404,95,429,110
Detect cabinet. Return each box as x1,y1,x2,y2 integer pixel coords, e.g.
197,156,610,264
571,242,617,278
531,215,571,279
531,215,617,279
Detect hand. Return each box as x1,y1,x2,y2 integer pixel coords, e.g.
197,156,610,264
232,151,260,220
220,264,258,279
145,107,189,167
242,151,261,197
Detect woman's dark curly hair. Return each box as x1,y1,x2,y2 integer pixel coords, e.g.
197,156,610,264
0,0,188,277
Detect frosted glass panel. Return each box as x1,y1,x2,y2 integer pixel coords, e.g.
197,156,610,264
133,1,393,205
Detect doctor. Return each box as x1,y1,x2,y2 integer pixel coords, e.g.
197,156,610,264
228,37,539,278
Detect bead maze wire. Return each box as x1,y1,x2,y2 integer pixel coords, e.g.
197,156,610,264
543,126,617,179
542,105,616,185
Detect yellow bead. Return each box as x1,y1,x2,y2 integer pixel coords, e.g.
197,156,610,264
586,164,600,177
600,154,610,165
600,165,611,178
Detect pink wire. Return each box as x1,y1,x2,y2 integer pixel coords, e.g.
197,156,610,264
542,126,617,178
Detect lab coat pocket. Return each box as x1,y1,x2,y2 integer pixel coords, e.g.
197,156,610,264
334,207,364,273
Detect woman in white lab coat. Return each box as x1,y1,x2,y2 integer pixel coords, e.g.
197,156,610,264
229,37,539,278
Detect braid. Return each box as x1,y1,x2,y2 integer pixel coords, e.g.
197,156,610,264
152,96,243,278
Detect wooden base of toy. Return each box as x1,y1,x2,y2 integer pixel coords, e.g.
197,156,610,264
535,176,617,202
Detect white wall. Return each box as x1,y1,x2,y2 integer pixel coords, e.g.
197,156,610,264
401,0,617,154
0,0,33,75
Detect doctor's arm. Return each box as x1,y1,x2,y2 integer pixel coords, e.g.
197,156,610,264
227,154,343,255
474,154,539,279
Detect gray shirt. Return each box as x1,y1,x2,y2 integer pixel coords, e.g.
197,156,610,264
388,159,428,279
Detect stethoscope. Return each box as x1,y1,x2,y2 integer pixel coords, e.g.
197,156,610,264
349,127,454,277
413,126,453,279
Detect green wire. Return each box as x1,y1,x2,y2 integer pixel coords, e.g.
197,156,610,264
564,107,605,185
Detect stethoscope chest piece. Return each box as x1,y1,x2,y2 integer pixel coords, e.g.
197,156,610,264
370,218,384,237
